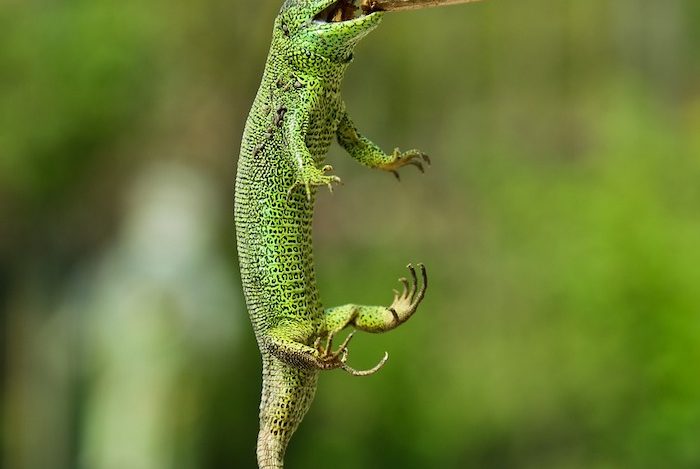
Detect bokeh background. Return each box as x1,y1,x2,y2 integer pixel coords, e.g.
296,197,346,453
2,0,700,467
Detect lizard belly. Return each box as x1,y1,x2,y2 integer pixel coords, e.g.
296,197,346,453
235,146,323,345
235,79,341,349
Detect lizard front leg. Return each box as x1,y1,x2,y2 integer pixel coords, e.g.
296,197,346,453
336,109,430,179
285,88,342,200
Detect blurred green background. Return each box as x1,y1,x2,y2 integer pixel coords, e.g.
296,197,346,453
2,0,700,467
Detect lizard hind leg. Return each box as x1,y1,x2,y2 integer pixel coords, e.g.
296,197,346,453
324,263,428,333
322,264,427,374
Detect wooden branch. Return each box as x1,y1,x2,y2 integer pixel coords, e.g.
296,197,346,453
361,0,486,14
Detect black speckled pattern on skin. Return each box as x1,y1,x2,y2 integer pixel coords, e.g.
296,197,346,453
234,1,429,466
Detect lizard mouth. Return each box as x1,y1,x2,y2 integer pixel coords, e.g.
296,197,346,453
313,0,364,23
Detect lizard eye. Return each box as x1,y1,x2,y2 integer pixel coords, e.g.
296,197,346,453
313,0,361,23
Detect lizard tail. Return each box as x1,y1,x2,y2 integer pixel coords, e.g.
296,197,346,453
257,357,319,468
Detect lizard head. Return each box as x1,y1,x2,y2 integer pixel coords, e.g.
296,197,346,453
277,0,383,63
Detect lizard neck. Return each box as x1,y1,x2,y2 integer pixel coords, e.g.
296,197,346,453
268,33,353,84
292,49,352,82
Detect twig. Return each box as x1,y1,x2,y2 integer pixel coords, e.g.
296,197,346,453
361,0,486,13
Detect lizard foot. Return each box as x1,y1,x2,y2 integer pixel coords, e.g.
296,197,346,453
388,263,428,325
313,329,354,370
381,148,431,181
313,330,388,377
289,164,342,200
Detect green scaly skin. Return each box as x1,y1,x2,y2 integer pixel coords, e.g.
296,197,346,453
234,1,429,467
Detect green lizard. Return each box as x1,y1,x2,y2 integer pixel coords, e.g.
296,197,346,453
234,1,429,467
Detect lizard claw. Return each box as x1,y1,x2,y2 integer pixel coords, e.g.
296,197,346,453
381,148,431,178
321,165,343,193
314,329,355,369
407,159,425,173
290,164,343,200
313,329,388,376
341,351,389,377
387,263,427,326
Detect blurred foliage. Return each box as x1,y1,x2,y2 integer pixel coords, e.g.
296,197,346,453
1,0,700,468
